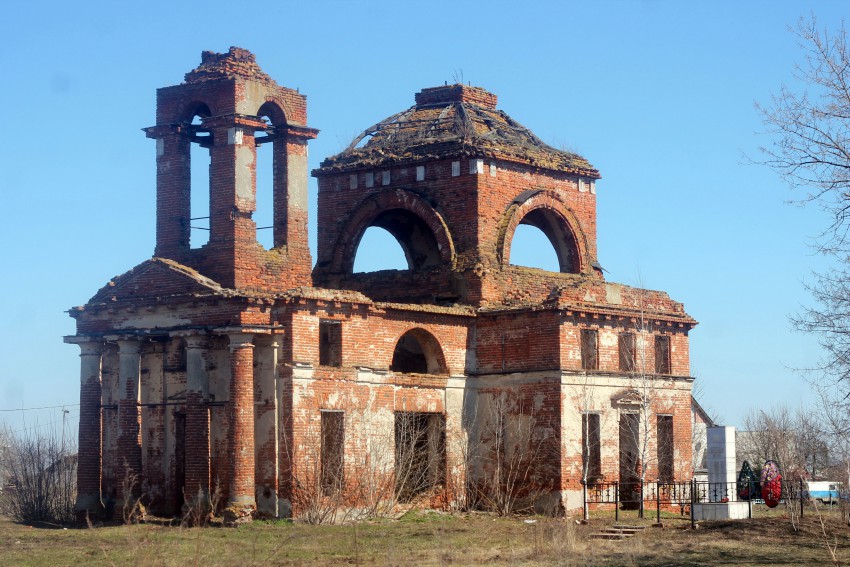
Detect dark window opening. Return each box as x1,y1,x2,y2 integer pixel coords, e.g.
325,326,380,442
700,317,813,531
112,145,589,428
582,413,601,482
581,329,598,370
618,332,636,372
655,335,671,374
657,415,674,482
395,412,445,502
321,411,345,496
391,334,428,373
319,321,342,367
619,411,640,507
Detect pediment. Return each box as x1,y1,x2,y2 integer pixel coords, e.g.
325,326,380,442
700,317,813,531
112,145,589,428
611,389,644,407
88,258,223,303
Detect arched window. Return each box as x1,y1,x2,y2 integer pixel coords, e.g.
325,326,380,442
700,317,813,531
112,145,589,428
352,209,442,273
507,207,580,273
509,224,560,271
390,329,448,375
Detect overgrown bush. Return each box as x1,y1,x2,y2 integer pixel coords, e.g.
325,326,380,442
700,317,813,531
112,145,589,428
0,423,77,525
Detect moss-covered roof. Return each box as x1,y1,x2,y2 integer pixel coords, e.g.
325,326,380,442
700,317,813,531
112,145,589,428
316,84,600,177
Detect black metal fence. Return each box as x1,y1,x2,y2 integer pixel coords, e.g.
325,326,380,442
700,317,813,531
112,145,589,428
582,478,806,526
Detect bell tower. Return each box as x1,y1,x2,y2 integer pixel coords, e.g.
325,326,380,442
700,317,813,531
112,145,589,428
144,47,317,291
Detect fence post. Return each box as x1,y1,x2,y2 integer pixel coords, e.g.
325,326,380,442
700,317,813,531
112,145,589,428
582,481,588,521
656,482,661,525
690,479,696,529
748,478,753,519
615,481,619,523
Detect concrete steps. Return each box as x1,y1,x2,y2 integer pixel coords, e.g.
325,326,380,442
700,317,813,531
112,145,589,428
590,524,647,540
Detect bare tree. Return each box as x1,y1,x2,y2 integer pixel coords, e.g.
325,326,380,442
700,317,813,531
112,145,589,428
474,392,556,516
759,17,850,407
739,404,830,480
0,423,77,525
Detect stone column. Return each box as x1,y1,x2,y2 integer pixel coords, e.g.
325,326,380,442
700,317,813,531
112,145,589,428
184,335,211,509
116,339,143,517
74,340,104,519
225,332,256,522
254,335,279,517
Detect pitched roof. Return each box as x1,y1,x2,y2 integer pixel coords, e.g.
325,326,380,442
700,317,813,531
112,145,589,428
316,84,600,177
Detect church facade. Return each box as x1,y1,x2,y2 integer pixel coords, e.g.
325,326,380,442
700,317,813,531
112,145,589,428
67,47,697,521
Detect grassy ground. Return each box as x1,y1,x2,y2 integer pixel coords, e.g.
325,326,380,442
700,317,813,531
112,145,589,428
1,506,848,566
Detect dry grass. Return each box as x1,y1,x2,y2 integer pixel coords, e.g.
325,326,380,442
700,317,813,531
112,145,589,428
0,506,849,566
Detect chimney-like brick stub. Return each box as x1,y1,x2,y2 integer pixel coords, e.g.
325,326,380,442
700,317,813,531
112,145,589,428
415,84,498,109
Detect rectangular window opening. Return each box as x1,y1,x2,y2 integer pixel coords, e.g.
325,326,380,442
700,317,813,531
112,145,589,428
319,320,342,367
581,329,598,370
655,335,671,374
416,165,425,181
451,161,461,177
657,415,674,482
321,411,345,495
618,332,636,372
582,413,601,482
365,172,375,188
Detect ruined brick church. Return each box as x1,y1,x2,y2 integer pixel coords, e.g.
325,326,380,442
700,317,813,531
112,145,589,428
67,47,697,521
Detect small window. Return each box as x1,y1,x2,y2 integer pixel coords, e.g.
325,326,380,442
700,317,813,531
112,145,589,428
451,161,460,177
349,174,358,189
469,159,484,174
321,411,345,495
657,415,673,482
590,180,596,194
618,332,636,372
382,170,391,186
416,165,425,181
489,163,497,177
578,178,587,192
580,329,598,370
582,413,601,481
365,172,375,188
319,321,342,367
655,335,671,374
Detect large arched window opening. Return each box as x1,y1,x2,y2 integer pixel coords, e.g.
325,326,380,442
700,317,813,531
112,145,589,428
353,226,407,272
188,104,212,249
390,328,448,375
507,208,581,273
509,224,561,271
352,209,442,273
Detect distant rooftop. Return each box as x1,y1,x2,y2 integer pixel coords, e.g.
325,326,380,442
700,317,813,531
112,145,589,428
317,84,599,177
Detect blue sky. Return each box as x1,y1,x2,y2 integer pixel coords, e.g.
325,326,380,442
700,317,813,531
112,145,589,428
0,1,846,435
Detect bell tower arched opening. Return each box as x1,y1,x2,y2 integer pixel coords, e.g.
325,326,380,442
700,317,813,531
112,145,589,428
188,104,212,249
